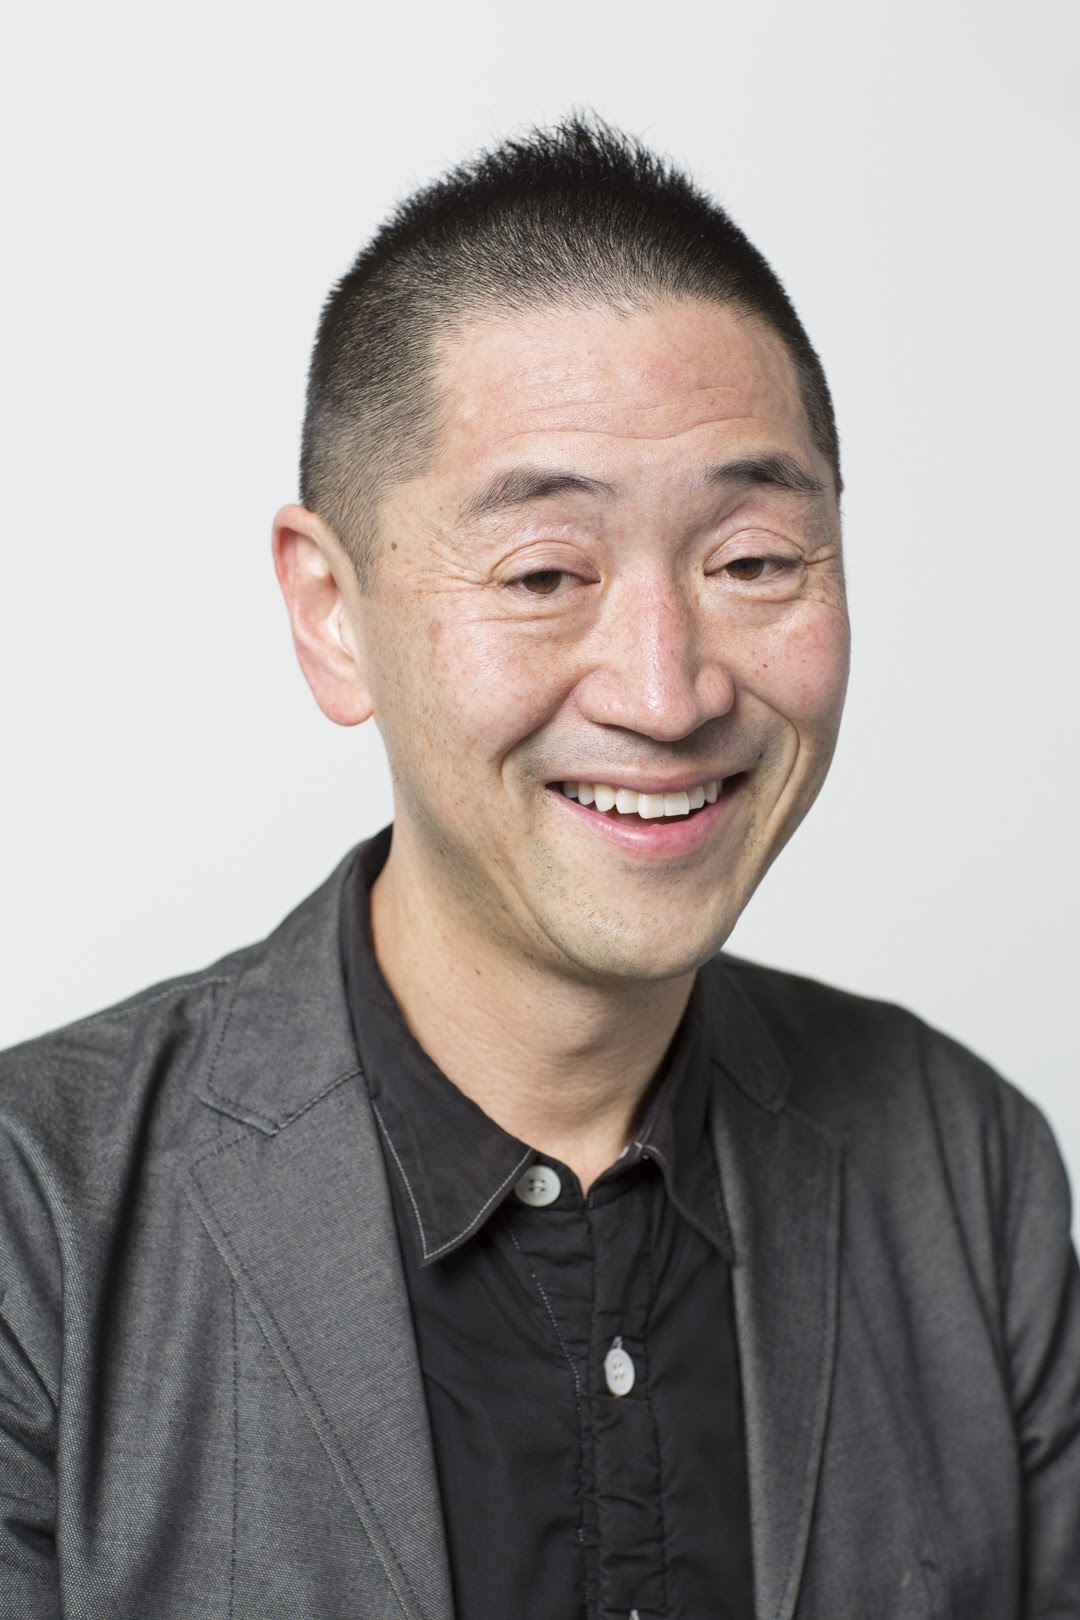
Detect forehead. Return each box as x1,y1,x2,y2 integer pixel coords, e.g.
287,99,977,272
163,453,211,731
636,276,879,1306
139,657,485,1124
426,299,818,486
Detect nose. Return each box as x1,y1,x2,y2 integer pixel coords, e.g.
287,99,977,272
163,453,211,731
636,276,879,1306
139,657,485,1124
574,576,736,742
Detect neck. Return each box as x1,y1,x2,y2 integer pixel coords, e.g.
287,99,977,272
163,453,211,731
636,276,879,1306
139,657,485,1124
369,838,695,1194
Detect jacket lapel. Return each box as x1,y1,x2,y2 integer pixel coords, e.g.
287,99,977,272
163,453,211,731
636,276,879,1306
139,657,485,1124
704,961,842,1620
186,849,454,1620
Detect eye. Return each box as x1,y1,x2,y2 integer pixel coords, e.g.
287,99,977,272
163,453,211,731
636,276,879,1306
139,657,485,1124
724,557,767,582
515,569,568,595
711,550,804,599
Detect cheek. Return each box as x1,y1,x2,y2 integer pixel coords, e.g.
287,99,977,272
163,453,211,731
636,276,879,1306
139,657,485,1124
750,606,850,729
393,610,578,757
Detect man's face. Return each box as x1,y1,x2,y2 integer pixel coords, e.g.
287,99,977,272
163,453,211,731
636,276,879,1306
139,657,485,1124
346,298,849,985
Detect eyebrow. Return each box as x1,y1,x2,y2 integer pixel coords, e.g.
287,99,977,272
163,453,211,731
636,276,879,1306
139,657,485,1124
699,453,826,498
460,451,825,523
460,468,618,521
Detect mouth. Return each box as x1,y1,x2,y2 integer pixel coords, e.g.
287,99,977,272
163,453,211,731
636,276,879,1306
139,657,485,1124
549,774,744,825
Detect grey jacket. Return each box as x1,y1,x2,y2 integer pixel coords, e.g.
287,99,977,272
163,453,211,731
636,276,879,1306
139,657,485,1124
1,844,1078,1620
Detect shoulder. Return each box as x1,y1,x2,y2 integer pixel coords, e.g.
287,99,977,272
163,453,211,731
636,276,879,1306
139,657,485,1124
0,964,244,1262
713,950,1025,1125
0,843,361,1181
706,953,1067,1249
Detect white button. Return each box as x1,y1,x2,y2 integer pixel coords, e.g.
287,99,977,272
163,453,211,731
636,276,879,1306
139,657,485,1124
604,1337,635,1396
514,1164,561,1207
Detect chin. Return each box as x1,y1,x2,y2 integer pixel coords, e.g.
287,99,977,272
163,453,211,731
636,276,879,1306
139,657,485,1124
550,908,736,987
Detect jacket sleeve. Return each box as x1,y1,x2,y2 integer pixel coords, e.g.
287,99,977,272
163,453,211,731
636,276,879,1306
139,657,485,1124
0,1118,61,1618
1003,1097,1080,1616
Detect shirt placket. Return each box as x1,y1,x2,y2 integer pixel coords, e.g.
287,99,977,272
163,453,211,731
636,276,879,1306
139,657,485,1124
507,1167,666,1620
589,1181,666,1620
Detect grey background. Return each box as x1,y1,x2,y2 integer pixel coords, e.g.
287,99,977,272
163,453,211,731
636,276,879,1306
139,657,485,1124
3,0,1077,1222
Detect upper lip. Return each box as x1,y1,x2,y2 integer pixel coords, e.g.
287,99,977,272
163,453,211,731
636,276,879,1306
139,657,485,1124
548,771,739,795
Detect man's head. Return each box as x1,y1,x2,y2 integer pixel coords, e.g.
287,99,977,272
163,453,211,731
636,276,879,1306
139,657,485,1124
299,117,841,584
275,121,850,988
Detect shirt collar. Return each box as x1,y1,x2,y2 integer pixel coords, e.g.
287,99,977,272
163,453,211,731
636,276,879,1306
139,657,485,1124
339,830,732,1265
630,986,734,1258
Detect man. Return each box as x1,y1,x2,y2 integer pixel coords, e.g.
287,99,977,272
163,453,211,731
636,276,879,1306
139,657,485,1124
1,119,1077,1620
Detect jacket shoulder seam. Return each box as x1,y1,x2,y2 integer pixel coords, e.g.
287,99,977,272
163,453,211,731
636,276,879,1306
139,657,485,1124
55,973,233,1034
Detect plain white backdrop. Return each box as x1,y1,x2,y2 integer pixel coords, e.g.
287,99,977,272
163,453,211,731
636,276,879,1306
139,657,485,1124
3,1,1077,1218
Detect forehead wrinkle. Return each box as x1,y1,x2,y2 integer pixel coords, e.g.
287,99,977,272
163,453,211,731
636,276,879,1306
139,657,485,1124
453,417,780,486
483,383,783,436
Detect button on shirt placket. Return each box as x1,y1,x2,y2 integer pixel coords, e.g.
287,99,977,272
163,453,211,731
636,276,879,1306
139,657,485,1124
508,1158,668,1620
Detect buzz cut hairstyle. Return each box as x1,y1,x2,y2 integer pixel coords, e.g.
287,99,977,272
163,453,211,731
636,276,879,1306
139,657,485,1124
300,115,841,582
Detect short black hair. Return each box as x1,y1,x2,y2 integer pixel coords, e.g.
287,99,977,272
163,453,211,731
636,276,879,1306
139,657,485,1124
301,116,840,580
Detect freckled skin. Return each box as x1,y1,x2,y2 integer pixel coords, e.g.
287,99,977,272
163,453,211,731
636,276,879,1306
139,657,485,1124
344,299,850,987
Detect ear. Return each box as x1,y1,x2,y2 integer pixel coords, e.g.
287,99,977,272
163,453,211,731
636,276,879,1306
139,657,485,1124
272,504,374,726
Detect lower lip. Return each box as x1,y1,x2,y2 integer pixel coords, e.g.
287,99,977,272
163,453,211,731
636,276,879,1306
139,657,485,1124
546,779,742,858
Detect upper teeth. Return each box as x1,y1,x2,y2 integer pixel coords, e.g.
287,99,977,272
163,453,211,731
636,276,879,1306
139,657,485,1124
561,780,720,817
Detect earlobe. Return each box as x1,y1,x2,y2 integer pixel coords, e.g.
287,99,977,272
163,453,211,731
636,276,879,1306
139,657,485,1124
271,504,375,727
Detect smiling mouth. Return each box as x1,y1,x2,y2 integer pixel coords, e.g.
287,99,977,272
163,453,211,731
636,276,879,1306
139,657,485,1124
552,776,742,824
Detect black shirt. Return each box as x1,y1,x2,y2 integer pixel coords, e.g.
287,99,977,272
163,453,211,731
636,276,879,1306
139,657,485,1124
340,833,754,1620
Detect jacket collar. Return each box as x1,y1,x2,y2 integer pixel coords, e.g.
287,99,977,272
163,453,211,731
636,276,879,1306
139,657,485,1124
194,844,366,1134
